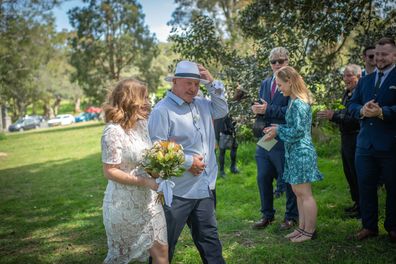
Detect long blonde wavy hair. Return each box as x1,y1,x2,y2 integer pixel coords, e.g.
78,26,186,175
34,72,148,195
275,66,314,105
103,78,150,130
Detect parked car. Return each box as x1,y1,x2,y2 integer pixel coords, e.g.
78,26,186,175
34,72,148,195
47,114,75,127
8,116,41,132
74,112,97,123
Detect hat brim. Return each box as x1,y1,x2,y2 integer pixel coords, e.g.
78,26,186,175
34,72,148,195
165,76,210,85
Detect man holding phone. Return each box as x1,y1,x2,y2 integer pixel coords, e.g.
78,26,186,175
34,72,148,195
251,47,298,230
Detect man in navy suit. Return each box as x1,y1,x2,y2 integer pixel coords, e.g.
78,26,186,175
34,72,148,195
349,37,396,243
251,47,298,230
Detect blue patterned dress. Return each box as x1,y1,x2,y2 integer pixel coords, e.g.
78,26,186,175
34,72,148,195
277,98,323,184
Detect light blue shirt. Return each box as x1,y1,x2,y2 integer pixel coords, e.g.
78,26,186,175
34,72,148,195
375,64,395,87
148,81,228,199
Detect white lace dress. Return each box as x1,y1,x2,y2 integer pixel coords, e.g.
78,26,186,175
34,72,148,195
101,120,167,264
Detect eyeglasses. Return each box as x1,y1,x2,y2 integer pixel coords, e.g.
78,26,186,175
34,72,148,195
270,59,288,65
367,54,375,59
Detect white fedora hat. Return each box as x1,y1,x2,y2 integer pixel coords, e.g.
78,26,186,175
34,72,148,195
165,60,210,85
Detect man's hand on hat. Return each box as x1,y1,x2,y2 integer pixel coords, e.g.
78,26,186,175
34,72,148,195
197,64,214,84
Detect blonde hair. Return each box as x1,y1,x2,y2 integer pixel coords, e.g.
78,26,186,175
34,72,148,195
103,78,150,130
276,66,314,105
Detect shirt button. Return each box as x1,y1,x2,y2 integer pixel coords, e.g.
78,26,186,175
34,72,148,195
369,122,373,126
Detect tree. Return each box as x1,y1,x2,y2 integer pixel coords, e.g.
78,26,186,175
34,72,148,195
169,0,394,126
68,0,160,103
0,0,60,119
169,0,251,47
35,32,84,118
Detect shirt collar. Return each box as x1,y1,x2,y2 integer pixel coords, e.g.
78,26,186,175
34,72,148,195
376,64,395,77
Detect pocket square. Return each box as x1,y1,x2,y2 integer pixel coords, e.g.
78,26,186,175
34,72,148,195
389,85,396,90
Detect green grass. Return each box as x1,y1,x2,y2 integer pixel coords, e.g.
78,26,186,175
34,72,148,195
0,124,395,263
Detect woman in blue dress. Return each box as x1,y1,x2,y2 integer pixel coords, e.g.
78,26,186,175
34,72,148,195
264,66,323,242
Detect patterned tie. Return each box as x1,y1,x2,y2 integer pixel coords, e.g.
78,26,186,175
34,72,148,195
374,71,384,98
271,79,277,99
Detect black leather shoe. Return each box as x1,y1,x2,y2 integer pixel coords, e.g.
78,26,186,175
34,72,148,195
280,219,297,230
252,218,273,229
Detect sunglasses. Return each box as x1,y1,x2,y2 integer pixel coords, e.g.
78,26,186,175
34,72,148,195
270,59,288,65
367,54,375,59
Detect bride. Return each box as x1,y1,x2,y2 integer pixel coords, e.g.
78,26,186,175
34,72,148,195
101,78,168,263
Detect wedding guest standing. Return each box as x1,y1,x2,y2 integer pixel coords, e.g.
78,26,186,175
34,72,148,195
101,79,168,263
317,64,361,218
251,47,298,231
348,37,396,243
265,66,323,242
149,60,228,263
362,46,376,77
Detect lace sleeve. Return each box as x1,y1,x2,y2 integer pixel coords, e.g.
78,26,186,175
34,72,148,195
101,124,123,164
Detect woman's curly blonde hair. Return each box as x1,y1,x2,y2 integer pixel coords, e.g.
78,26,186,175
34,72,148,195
103,78,150,130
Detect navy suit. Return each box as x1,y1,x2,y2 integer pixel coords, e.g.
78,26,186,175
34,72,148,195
349,66,396,233
255,76,298,221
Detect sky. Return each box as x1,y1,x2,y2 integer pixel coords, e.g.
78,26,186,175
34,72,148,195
53,0,175,42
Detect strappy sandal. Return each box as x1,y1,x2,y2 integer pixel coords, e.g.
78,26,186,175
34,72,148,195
284,227,304,239
290,230,317,243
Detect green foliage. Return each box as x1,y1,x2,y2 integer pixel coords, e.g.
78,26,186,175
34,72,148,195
169,1,393,130
0,1,60,118
348,0,396,64
0,132,6,141
68,0,160,103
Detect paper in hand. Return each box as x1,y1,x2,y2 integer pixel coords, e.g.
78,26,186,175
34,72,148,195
257,135,278,151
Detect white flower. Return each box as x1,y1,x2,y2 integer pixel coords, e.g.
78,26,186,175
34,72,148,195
193,114,200,123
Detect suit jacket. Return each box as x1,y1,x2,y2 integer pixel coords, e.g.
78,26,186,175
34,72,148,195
331,90,360,135
348,67,396,151
255,76,289,151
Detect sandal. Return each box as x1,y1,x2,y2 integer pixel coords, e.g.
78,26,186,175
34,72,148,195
290,230,317,243
284,228,304,239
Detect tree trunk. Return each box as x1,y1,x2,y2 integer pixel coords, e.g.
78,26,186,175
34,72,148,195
52,95,62,116
17,100,26,118
74,97,81,113
43,103,54,119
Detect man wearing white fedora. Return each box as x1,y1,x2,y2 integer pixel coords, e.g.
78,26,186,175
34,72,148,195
148,60,228,263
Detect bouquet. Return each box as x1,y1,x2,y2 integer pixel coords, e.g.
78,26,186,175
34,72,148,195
141,141,185,206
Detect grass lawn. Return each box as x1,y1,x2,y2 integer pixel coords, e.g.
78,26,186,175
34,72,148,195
0,123,395,263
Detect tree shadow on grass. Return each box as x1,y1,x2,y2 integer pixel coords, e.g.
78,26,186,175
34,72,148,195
0,153,108,263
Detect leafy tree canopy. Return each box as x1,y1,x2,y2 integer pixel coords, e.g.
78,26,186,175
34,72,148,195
68,0,160,104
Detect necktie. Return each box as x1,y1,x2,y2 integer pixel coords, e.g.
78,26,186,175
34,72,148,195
271,79,277,99
374,72,384,98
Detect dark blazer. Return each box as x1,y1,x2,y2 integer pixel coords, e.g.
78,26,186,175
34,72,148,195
348,67,396,151
257,76,289,126
331,90,360,135
255,76,289,151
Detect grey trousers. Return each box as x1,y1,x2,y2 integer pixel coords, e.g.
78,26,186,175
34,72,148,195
164,195,225,264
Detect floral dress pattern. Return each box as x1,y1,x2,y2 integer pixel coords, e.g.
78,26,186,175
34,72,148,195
101,120,167,264
277,98,323,184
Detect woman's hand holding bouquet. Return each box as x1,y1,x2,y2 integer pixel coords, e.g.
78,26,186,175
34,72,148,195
141,141,185,206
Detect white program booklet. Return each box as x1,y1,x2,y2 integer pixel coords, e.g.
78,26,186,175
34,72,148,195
257,136,278,151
